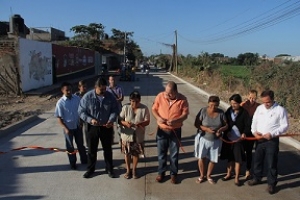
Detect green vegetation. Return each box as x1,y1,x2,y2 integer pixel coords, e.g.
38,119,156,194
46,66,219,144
218,65,250,79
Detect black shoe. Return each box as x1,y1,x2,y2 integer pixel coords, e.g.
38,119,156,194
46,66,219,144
248,179,262,186
83,171,94,178
81,161,88,165
267,185,275,194
71,165,77,170
107,170,116,178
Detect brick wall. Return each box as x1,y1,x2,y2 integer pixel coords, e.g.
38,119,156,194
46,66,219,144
0,38,21,95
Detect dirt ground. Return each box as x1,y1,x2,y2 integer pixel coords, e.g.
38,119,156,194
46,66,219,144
0,75,100,129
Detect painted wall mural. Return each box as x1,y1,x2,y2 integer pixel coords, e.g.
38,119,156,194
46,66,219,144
19,38,52,92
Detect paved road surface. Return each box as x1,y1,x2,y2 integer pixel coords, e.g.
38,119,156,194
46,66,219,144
0,71,299,200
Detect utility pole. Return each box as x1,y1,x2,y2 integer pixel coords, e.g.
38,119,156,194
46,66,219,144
124,31,126,63
175,30,178,74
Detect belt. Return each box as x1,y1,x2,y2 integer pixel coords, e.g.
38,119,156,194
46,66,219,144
158,126,180,133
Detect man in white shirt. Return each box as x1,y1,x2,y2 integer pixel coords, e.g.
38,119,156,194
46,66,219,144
248,90,289,195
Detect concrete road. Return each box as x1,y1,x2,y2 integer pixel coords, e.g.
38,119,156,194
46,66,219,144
0,71,299,200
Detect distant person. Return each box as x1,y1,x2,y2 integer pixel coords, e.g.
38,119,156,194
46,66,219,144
248,90,289,195
78,78,119,179
220,94,251,186
131,66,136,81
152,81,189,184
55,82,87,170
194,96,227,184
107,75,124,112
74,80,87,98
240,89,260,179
75,80,88,147
107,75,124,144
119,91,150,179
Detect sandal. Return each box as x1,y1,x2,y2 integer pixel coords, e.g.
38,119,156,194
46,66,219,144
195,177,205,184
221,176,232,181
207,178,216,185
124,172,131,179
132,171,138,179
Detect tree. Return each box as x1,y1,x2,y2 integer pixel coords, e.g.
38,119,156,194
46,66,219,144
68,23,105,51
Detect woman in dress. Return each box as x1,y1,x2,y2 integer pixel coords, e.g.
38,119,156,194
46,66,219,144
220,94,251,186
119,91,150,179
194,96,228,184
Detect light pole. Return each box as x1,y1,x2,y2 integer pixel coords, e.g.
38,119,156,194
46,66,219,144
124,31,126,63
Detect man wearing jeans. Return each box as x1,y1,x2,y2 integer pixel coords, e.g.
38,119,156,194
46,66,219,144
248,90,289,194
55,82,87,170
152,81,189,184
78,78,118,179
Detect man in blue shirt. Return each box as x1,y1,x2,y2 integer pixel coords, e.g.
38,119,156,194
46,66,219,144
55,82,87,170
78,78,119,178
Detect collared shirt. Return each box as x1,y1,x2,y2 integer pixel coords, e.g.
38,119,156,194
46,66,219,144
106,85,124,112
54,94,80,129
251,102,289,137
152,92,189,129
78,90,118,125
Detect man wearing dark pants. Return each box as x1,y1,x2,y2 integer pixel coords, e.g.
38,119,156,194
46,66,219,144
55,82,87,170
152,81,189,184
78,78,118,178
248,90,289,194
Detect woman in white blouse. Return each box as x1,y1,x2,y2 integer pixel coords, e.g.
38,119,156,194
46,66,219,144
119,91,150,179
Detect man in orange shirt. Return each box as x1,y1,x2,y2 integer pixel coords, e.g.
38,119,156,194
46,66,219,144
152,81,189,184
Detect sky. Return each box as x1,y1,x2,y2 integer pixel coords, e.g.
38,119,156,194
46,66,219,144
1,0,300,58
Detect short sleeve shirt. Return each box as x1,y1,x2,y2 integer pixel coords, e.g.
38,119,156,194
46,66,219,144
119,103,150,143
198,107,226,141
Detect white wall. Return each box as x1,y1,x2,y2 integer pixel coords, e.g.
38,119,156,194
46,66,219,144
19,38,52,92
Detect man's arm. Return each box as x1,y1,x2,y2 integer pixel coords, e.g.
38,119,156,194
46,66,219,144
108,95,118,123
270,107,289,137
78,96,93,124
152,95,167,124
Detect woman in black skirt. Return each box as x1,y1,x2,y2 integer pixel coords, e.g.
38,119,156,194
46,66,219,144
220,94,251,186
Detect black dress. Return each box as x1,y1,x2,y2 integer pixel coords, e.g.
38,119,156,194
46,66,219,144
220,107,251,163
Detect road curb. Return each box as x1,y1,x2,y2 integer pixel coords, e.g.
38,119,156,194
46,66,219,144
0,115,39,138
168,72,300,151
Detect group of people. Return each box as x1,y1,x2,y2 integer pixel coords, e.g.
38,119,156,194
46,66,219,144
193,89,288,194
55,76,289,195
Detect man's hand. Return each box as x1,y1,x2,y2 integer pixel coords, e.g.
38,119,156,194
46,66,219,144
254,132,263,140
263,133,272,140
64,128,70,135
157,117,167,124
91,119,99,126
166,120,175,126
105,121,114,128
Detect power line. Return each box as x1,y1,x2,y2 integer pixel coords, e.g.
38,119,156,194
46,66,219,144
178,0,300,44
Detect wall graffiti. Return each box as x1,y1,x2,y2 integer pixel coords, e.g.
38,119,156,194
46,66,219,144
19,38,52,92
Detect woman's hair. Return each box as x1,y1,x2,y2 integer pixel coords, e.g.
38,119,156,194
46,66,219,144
129,90,141,100
229,94,242,104
208,95,220,103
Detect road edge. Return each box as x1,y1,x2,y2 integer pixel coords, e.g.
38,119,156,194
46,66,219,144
168,72,300,151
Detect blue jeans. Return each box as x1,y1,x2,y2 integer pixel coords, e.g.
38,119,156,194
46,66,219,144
253,138,279,186
156,127,181,176
64,128,87,166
